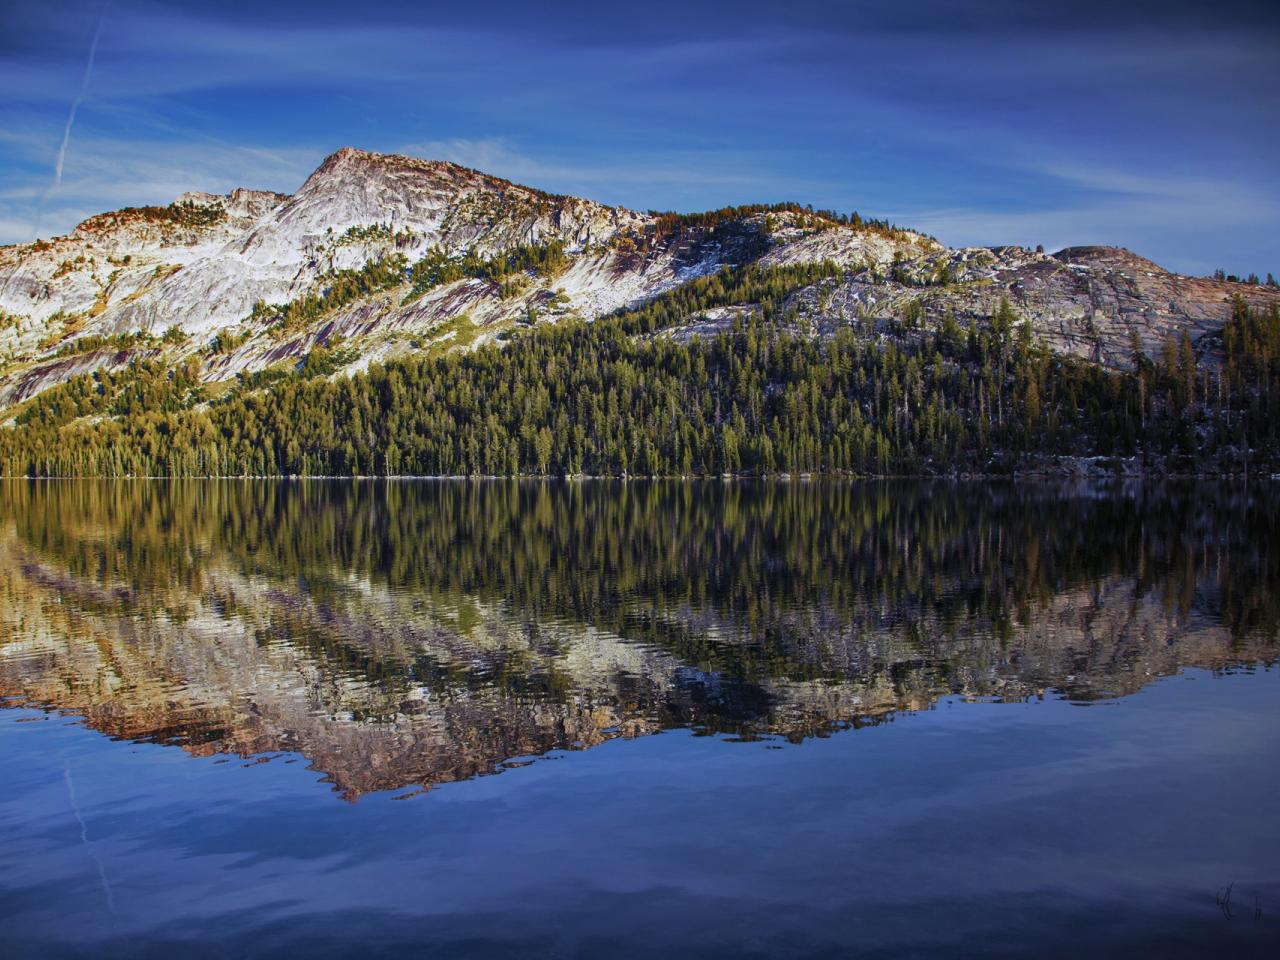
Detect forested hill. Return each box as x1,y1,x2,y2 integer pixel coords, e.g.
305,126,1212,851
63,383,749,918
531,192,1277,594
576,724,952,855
1,146,1279,477
2,262,1278,478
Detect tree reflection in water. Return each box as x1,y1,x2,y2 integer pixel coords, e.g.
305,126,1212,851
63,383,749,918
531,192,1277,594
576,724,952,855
0,479,1274,799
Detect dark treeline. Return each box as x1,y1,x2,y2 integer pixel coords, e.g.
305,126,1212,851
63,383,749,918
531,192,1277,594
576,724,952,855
1,266,1278,478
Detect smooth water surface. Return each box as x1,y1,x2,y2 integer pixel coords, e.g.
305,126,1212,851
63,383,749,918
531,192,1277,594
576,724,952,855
1,480,1277,958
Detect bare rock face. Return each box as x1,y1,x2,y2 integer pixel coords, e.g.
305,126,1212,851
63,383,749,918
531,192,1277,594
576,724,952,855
782,244,1280,368
0,146,1273,410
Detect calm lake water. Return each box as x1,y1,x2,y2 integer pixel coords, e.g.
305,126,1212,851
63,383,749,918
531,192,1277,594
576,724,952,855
1,479,1277,958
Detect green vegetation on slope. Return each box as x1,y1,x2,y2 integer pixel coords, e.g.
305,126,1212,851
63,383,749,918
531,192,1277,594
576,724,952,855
1,262,1277,477
403,241,568,303
250,254,409,335
77,199,228,233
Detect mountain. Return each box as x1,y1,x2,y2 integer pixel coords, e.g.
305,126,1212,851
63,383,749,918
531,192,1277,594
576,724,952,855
3,146,1275,411
1,146,1278,477
0,147,931,407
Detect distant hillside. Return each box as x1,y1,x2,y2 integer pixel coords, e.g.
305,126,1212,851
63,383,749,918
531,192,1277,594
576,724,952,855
1,146,1278,477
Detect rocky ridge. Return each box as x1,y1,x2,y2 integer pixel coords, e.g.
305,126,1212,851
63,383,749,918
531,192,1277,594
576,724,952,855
0,146,1276,411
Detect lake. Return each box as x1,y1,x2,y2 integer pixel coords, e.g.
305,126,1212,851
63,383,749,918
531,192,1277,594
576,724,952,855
1,479,1277,958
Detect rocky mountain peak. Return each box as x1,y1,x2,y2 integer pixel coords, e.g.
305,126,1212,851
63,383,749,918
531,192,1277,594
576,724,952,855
309,145,437,181
0,145,1276,415
1053,246,1169,276
301,146,499,198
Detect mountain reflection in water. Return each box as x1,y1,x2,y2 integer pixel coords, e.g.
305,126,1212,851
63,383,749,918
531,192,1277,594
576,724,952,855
0,479,1275,800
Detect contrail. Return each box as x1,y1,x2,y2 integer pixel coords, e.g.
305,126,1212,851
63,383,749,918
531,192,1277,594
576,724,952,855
34,5,106,235
54,9,105,188
64,762,118,916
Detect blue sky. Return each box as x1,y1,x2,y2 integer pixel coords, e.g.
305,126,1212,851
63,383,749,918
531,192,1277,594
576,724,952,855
1,0,1276,276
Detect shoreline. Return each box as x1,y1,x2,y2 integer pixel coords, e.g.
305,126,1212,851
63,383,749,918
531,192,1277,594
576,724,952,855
2,470,1273,482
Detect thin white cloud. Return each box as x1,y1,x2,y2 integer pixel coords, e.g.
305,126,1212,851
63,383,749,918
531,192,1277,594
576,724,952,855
400,137,809,206
0,130,319,243
0,5,513,104
887,179,1280,276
